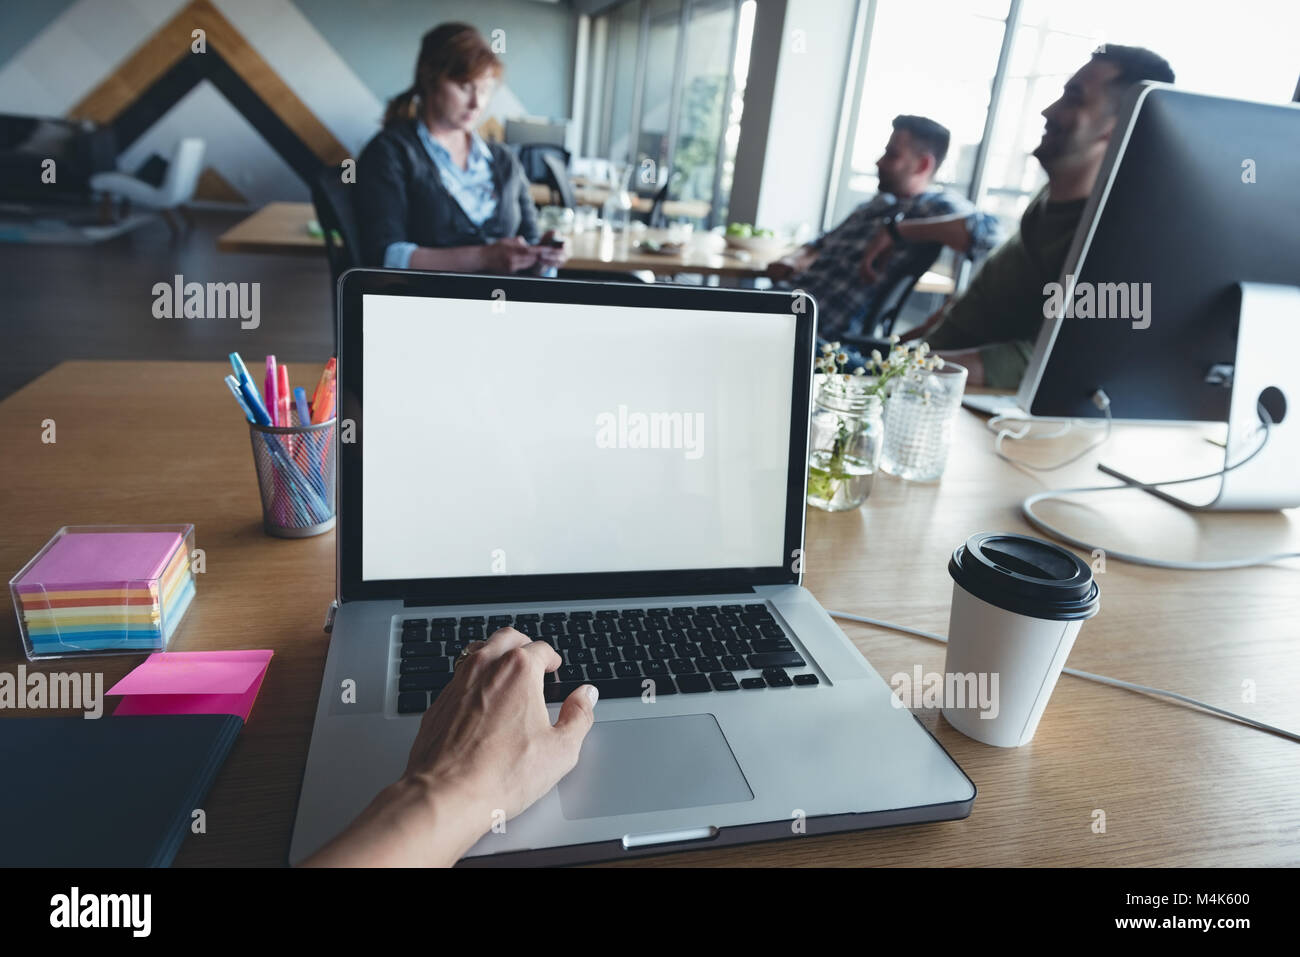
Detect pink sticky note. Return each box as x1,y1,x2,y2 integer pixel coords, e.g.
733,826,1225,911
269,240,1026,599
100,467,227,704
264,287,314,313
108,650,273,721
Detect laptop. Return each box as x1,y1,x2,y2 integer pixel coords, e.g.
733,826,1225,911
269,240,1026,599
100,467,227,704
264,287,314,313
288,269,975,866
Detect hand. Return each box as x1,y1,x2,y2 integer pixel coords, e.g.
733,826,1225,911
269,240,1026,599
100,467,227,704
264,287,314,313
481,237,539,274
405,627,595,824
534,230,569,270
766,258,799,282
301,627,597,867
859,227,895,283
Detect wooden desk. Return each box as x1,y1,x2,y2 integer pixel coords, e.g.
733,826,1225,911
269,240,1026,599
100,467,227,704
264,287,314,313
216,201,955,292
3,363,1295,866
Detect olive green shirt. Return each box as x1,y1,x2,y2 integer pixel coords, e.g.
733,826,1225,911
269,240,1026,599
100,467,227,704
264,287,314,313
928,188,1088,389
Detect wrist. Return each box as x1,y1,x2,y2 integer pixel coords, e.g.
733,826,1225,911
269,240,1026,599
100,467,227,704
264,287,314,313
393,772,492,866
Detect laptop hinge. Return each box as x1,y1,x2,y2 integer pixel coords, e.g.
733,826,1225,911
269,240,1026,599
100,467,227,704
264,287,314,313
401,584,759,608
323,599,339,633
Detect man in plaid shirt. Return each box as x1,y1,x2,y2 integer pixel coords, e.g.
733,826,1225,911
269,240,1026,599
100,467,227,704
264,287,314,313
767,115,1000,362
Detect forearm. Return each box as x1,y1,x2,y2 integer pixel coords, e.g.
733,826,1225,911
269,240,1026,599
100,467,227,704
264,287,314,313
895,214,974,254
299,775,488,867
408,245,487,272
901,304,948,342
932,346,986,387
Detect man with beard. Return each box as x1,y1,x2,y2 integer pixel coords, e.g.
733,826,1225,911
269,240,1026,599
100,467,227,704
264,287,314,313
860,45,1175,387
766,114,1000,352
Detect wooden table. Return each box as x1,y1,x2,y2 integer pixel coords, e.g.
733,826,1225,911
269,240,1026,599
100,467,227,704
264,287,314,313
216,201,954,292
4,362,1295,866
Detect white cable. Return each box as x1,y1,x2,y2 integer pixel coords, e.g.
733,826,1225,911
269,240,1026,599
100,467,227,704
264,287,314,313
1021,404,1300,570
828,610,1300,744
993,390,1114,471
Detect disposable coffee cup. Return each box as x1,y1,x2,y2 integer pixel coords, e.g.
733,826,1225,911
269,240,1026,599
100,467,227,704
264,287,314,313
942,533,1100,747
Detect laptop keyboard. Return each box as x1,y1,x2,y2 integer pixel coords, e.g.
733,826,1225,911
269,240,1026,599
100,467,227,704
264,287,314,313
392,603,820,714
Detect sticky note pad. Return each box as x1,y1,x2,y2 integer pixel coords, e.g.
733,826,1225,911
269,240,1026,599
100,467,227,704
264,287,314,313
14,531,183,591
11,527,196,658
108,650,273,721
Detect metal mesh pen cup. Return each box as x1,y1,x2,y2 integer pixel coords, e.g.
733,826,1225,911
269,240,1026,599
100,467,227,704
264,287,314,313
248,411,336,537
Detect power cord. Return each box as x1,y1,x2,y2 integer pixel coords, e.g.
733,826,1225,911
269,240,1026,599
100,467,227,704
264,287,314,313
827,610,1300,744
992,389,1113,471
1021,402,1300,570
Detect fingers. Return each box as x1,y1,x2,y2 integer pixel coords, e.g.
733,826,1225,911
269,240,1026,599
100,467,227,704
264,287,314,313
475,626,532,662
512,636,562,673
552,683,598,750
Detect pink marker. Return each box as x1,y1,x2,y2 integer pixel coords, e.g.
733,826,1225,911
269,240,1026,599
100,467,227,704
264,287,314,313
265,356,279,426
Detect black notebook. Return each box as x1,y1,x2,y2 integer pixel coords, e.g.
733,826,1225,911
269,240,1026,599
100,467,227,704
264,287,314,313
0,714,242,867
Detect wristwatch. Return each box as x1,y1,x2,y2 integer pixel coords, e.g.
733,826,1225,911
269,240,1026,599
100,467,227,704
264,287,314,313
884,210,909,247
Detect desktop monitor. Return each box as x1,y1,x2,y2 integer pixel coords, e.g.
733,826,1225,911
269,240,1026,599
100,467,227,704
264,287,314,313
1017,83,1300,509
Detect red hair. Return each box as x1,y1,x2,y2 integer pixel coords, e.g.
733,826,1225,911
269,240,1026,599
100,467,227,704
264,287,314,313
383,23,504,127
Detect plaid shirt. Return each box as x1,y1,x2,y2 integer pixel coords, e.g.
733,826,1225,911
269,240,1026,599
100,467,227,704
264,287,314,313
796,188,1000,340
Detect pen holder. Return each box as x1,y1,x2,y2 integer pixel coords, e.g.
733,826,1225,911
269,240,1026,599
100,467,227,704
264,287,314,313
248,412,336,538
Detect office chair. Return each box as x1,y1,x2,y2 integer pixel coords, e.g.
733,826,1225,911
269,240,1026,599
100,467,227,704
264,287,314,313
310,166,363,353
838,241,942,355
517,143,571,182
90,137,204,237
539,151,578,210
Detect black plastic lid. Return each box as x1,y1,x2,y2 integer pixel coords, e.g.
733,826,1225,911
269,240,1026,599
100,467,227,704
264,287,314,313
948,533,1100,622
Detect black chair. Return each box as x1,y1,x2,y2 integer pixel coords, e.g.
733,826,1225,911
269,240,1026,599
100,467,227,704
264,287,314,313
516,143,570,182
838,241,943,355
309,166,363,354
539,151,577,210
634,172,673,228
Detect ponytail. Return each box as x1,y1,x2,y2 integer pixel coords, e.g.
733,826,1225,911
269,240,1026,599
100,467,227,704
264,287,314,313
382,85,419,128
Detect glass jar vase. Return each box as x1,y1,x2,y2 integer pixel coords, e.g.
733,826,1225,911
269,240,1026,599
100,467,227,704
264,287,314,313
807,376,884,512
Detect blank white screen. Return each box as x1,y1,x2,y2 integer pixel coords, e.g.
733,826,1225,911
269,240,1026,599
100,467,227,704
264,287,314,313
360,294,795,581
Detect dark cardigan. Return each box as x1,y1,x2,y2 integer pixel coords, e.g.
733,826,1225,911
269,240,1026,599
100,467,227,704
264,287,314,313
355,120,540,267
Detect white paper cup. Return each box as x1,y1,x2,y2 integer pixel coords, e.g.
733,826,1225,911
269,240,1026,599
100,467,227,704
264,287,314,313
941,533,1100,747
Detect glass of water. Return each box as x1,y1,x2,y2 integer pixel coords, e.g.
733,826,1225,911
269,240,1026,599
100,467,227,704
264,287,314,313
880,361,968,481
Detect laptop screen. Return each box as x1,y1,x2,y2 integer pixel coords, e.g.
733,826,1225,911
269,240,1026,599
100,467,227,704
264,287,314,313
359,293,798,583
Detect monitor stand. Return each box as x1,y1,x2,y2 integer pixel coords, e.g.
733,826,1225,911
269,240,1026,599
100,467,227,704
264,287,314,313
1098,282,1300,511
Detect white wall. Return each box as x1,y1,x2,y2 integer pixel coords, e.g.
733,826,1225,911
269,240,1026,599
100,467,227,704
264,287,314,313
751,0,856,236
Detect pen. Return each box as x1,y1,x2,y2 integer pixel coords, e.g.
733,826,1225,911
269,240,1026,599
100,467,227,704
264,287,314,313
312,370,337,424
238,376,273,426
230,352,255,387
294,387,311,427
277,364,292,428
265,356,280,426
310,357,336,415
225,375,255,422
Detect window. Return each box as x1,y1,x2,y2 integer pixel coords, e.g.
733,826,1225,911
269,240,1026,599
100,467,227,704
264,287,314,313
829,0,1300,236
830,0,1011,225
585,0,755,227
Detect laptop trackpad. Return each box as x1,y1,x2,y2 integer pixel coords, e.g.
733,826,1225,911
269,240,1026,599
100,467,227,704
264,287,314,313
558,714,753,820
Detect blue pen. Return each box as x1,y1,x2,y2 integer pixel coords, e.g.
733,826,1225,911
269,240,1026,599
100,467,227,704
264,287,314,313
230,351,255,389
239,376,273,426
225,375,255,421
230,351,272,420
294,387,311,428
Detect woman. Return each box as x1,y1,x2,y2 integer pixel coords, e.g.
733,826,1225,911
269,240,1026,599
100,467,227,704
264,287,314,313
301,627,598,866
356,23,568,274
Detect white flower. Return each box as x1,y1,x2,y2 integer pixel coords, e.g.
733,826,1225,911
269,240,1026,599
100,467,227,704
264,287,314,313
889,334,901,344
853,366,865,376
870,349,882,364
821,343,834,355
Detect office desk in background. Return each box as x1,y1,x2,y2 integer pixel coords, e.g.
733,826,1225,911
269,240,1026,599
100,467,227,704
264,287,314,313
1,362,1297,866
214,201,956,291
